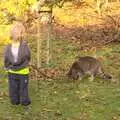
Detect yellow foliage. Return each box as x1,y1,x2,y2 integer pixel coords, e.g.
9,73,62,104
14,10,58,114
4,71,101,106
0,25,11,45
53,4,91,27
0,36,11,45
0,0,36,18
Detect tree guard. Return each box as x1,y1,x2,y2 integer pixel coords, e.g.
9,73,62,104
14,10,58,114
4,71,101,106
32,0,65,68
36,0,52,68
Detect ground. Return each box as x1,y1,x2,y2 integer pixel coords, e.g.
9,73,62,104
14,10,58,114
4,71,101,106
0,40,120,120
0,2,120,120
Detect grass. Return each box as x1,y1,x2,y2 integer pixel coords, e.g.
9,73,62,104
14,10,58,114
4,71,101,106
0,78,120,120
0,37,120,120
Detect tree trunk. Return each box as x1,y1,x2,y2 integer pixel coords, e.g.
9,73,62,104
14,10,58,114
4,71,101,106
96,0,101,16
39,12,52,66
37,20,41,68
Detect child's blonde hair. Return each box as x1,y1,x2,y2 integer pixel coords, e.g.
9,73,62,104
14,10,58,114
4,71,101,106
10,22,26,41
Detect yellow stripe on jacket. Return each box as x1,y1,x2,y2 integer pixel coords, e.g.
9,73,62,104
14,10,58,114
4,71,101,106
8,67,29,75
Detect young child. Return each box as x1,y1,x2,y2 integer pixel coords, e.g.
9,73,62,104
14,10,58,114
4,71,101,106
4,22,31,108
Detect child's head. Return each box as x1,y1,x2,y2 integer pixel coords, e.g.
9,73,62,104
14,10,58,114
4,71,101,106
10,22,26,42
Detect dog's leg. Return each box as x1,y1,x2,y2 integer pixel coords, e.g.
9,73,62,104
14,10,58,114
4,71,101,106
88,74,94,82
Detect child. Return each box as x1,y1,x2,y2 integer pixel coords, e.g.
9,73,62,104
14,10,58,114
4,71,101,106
4,22,31,108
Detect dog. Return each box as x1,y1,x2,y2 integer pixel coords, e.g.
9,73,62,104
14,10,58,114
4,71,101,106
67,56,112,81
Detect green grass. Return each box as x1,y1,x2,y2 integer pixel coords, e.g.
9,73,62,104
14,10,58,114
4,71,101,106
0,79,120,120
0,37,120,120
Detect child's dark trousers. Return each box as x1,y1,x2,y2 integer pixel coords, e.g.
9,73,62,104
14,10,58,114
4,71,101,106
8,73,31,106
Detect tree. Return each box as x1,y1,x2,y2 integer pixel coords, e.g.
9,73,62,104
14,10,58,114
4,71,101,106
32,0,65,68
96,0,109,16
0,0,36,24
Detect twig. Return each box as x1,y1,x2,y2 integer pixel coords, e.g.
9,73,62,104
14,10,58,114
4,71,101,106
30,64,51,79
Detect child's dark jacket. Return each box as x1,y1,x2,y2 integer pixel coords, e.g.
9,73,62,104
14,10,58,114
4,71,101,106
4,41,31,71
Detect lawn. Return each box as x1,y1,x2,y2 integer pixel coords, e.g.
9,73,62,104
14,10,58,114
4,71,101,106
0,38,120,120
0,74,120,120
